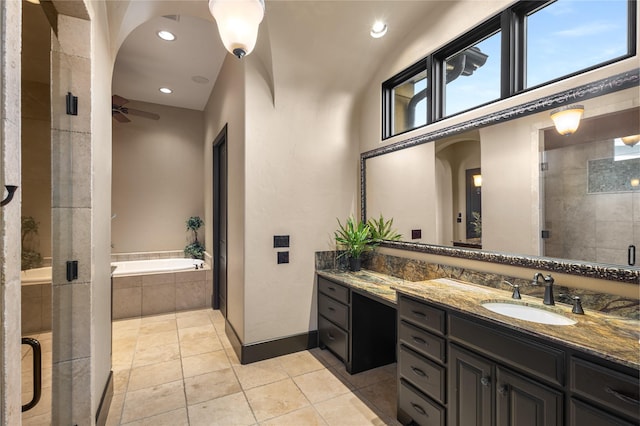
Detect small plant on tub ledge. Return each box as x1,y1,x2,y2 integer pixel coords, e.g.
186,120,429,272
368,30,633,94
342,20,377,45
184,216,205,260
334,214,401,272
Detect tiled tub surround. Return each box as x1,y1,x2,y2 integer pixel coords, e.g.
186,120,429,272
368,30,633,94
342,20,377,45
316,251,639,319
316,269,639,371
112,267,212,320
22,283,52,334
111,250,192,262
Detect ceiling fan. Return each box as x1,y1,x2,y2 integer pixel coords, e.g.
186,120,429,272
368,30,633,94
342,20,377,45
112,95,160,123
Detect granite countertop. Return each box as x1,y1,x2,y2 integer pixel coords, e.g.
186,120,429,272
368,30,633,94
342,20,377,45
317,269,640,370
317,269,403,305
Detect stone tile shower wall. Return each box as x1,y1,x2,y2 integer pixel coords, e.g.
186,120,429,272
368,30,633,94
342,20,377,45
315,251,639,320
543,139,639,265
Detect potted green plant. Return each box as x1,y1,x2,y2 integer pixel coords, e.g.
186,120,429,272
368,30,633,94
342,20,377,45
184,216,205,260
334,216,373,271
367,214,402,245
21,216,42,270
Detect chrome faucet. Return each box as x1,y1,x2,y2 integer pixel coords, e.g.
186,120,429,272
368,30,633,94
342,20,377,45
532,273,555,305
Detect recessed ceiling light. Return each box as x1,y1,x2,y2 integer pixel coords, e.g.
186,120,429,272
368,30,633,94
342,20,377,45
159,87,173,94
157,30,176,41
370,21,388,38
25,0,40,4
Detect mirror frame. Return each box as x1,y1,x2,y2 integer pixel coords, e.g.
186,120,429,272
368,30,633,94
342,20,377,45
361,68,640,284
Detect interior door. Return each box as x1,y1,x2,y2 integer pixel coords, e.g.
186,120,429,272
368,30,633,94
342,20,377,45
213,126,228,317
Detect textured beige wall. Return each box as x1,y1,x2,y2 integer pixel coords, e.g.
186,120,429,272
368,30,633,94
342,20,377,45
89,0,116,416
203,55,246,341
112,101,204,254
241,52,360,344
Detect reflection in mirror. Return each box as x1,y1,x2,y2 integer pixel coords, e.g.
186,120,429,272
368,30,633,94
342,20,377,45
363,75,639,278
542,107,640,267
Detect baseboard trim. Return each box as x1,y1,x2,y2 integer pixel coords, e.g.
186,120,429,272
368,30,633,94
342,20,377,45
95,370,113,426
224,320,319,364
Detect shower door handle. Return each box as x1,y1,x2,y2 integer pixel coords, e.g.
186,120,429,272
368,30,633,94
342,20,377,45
21,337,42,412
629,245,636,266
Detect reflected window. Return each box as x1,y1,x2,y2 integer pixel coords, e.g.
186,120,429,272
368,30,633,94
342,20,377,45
387,69,428,136
526,0,629,89
445,32,501,116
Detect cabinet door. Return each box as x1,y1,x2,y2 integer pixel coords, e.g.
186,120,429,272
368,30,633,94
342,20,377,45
496,367,563,426
448,344,493,426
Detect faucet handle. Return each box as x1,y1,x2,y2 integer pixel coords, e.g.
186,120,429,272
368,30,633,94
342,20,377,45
503,280,521,300
559,293,585,315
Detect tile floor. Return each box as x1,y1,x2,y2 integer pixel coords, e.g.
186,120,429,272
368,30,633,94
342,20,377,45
21,309,400,425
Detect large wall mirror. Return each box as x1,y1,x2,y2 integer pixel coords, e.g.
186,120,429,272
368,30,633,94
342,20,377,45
362,70,640,283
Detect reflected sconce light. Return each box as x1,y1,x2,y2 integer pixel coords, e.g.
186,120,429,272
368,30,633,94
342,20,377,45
621,134,640,147
550,105,584,136
208,0,265,59
473,174,482,188
631,178,640,188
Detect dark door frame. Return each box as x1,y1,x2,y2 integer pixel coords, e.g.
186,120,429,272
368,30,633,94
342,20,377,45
212,124,228,312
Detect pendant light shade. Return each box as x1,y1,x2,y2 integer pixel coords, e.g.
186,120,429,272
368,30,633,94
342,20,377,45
620,134,640,147
550,105,584,136
209,0,265,59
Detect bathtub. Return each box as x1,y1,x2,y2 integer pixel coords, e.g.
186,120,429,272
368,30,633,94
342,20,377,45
20,258,205,283
111,258,204,276
20,267,52,286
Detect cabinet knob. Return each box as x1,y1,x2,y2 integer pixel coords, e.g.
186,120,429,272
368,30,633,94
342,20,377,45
498,384,509,396
480,376,491,387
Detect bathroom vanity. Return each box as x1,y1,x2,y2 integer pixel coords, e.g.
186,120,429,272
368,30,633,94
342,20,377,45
317,273,397,374
316,270,640,426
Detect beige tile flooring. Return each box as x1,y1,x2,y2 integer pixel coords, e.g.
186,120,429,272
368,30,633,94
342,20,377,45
21,309,400,425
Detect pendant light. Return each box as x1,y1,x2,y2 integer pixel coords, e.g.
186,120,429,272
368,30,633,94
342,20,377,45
550,105,584,136
208,0,265,59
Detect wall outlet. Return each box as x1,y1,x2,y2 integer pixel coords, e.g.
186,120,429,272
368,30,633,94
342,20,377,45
411,229,422,239
277,251,289,264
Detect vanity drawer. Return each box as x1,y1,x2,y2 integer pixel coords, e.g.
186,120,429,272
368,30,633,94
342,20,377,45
570,398,636,426
399,295,445,335
318,293,349,330
399,344,446,404
399,379,445,426
449,314,564,387
318,276,350,304
570,357,640,419
318,315,348,361
399,320,445,363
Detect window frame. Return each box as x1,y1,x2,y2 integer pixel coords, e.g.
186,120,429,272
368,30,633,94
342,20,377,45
381,0,637,140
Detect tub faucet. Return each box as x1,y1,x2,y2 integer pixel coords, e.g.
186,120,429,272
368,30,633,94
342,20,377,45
532,273,555,305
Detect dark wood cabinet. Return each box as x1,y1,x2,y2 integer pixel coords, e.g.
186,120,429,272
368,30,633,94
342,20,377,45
397,293,639,426
495,366,563,426
448,344,493,426
317,275,396,374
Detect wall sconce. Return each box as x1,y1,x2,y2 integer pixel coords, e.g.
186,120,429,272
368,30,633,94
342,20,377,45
621,134,640,147
550,105,584,136
473,174,482,187
631,178,640,188
208,0,265,59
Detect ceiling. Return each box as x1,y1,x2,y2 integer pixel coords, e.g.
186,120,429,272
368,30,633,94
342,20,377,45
111,1,442,112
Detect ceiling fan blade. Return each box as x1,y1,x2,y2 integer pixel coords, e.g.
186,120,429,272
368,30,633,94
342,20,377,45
112,94,129,107
112,111,131,123
126,108,160,120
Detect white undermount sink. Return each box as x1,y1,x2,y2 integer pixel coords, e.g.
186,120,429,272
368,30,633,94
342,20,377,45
481,302,577,326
